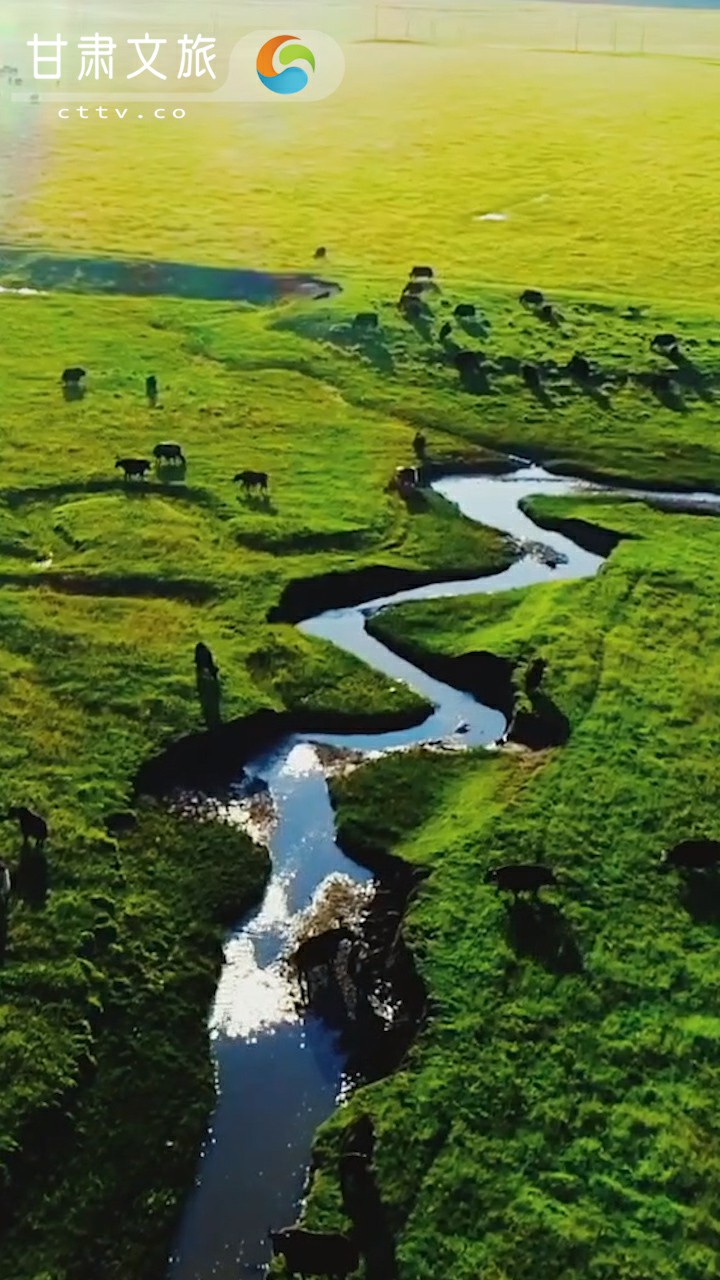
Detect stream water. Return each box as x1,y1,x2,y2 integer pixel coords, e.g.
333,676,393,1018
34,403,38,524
167,463,720,1280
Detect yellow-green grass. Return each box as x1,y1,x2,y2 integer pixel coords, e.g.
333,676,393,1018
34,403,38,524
5,20,720,304
307,494,720,1280
0,287,520,1279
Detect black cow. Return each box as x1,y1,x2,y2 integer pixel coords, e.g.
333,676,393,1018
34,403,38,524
485,864,558,897
194,642,219,679
352,312,379,330
314,245,327,259
7,806,48,849
439,321,452,341
115,457,151,480
104,810,138,835
411,265,434,279
651,332,679,352
454,303,476,318
268,1228,359,1279
233,469,268,492
146,375,158,398
660,839,720,871
153,442,185,464
61,367,86,384
567,353,592,382
394,465,418,493
520,289,544,307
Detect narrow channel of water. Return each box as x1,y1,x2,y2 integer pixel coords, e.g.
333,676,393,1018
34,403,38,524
168,464,720,1280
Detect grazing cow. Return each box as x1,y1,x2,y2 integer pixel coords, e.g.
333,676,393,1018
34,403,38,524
268,1228,359,1279
411,265,434,279
104,810,138,835
454,303,476,319
153,441,185,464
439,321,452,341
520,289,544,307
314,246,327,259
115,457,151,480
233,469,268,492
660,839,720,871
352,311,379,330
567,353,592,382
194,641,219,679
485,864,558,898
651,332,679,352
394,465,418,494
7,806,48,849
61,367,86,384
146,375,158,398
293,926,357,997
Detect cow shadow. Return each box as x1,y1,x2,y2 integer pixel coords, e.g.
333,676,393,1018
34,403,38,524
524,378,554,410
667,350,714,403
456,317,490,341
339,1156,398,1280
635,373,688,413
240,492,277,515
351,334,395,375
505,899,583,975
196,671,222,729
652,382,688,414
404,310,434,343
14,847,48,908
62,384,86,403
457,364,492,395
570,378,612,411
678,869,720,925
154,460,187,485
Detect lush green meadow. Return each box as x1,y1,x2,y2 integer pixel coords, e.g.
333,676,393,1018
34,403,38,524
308,494,720,1280
3,5,720,1277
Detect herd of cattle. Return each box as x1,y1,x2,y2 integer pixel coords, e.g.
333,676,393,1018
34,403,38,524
348,269,693,406
60,369,271,491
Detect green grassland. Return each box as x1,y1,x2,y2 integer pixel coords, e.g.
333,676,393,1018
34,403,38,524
3,275,720,1277
3,6,720,1276
308,494,720,1280
4,18,720,304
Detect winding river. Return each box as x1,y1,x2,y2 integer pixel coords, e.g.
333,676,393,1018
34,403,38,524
167,463,719,1280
